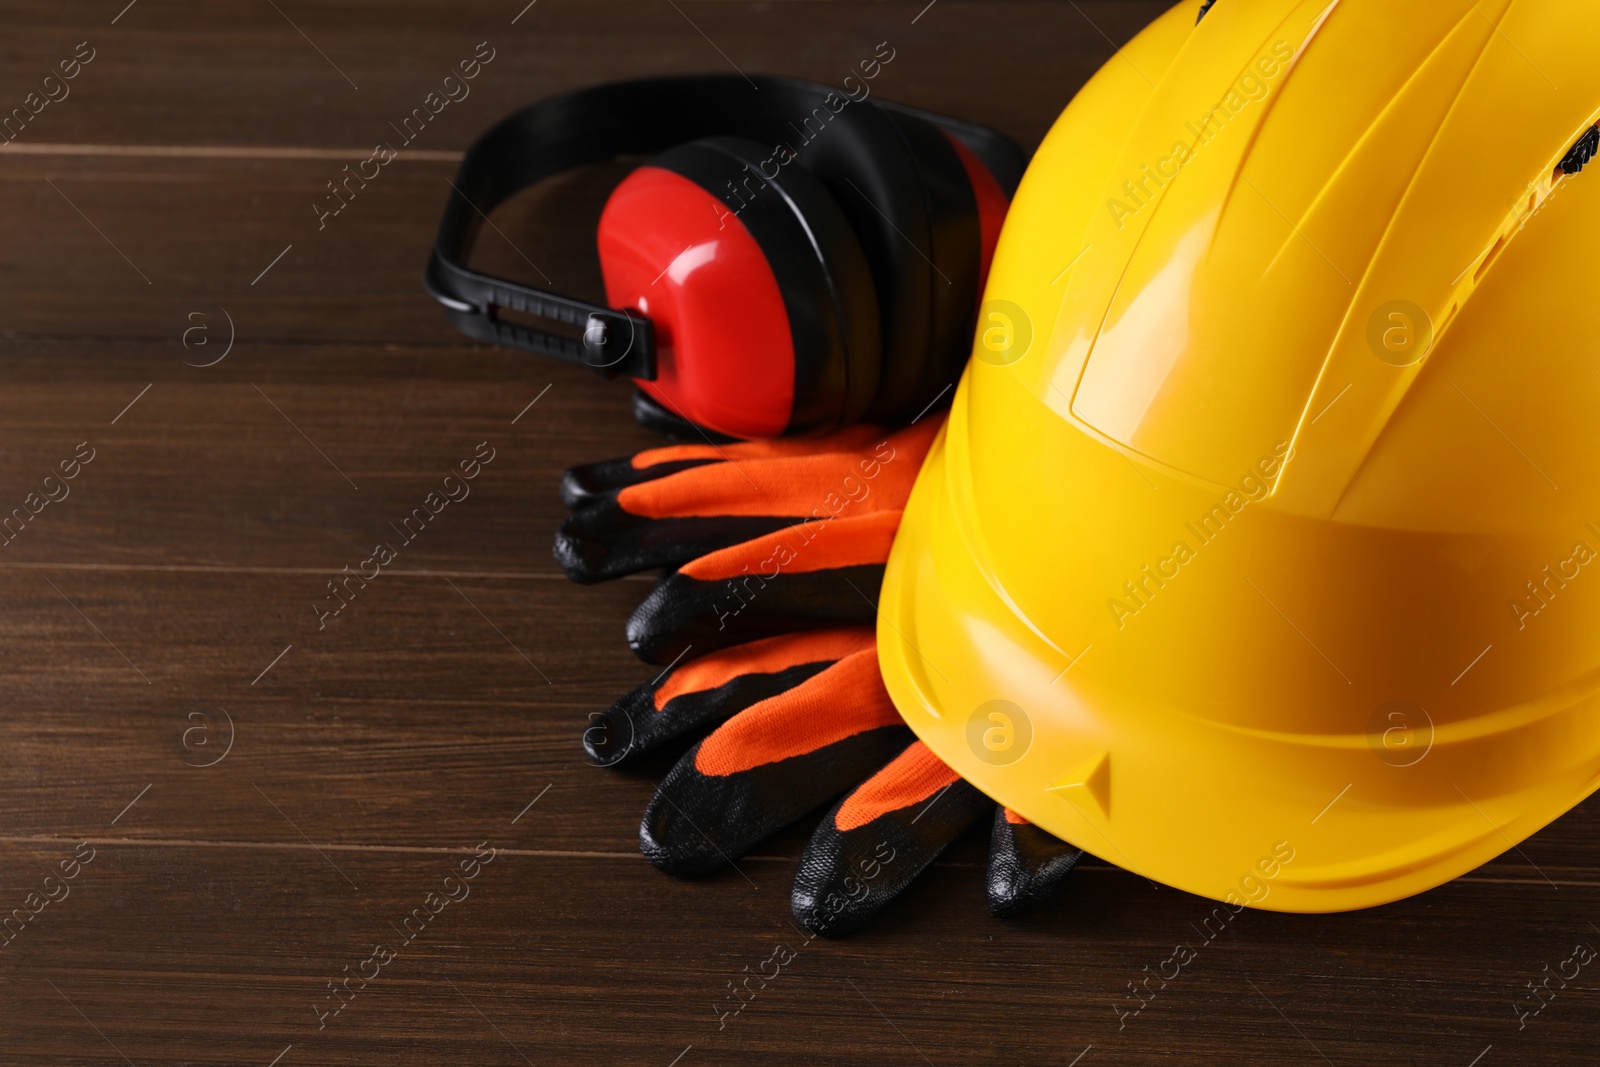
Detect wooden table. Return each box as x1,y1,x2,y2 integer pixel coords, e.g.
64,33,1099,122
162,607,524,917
1,2,1592,1063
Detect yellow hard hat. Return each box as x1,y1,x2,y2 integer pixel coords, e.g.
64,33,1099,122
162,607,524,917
878,0,1600,911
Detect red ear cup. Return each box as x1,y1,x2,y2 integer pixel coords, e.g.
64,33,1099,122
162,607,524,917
597,160,795,438
597,137,880,439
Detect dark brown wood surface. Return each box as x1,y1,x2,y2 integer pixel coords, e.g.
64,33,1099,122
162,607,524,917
1,2,1593,1064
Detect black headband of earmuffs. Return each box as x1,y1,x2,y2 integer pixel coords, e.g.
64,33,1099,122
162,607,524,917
424,75,1027,380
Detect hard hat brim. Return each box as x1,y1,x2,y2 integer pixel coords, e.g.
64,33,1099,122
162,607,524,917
877,378,1600,912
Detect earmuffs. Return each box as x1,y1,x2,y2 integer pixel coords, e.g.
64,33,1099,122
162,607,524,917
426,76,1025,439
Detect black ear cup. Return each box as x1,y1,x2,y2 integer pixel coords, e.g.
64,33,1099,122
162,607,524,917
652,137,882,432
869,111,983,424
781,104,985,427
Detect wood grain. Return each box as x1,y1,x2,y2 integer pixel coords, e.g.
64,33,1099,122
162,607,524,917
1,2,1594,1065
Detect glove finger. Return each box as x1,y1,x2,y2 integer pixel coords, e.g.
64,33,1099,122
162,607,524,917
640,647,910,877
555,500,797,583
561,454,720,510
583,627,876,766
986,807,1084,919
792,741,991,938
562,430,896,509
564,423,893,508
589,417,937,521
626,510,897,663
556,419,939,583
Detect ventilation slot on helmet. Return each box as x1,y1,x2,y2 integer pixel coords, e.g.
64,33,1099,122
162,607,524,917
1195,0,1217,24
1473,236,1505,283
1557,125,1599,177
1450,125,1594,313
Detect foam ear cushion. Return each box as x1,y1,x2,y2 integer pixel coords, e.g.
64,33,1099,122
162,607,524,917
863,111,983,425
599,137,880,437
671,138,882,431
945,133,1011,307
752,90,991,428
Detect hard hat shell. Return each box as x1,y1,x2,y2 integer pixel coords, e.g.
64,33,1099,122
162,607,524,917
878,0,1600,911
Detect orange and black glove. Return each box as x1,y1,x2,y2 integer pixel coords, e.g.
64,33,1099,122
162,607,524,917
556,424,914,664
556,420,1083,936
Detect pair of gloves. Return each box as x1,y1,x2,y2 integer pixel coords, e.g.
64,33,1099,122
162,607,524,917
554,414,1083,936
